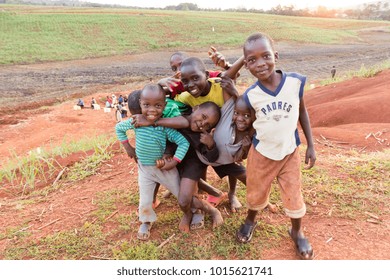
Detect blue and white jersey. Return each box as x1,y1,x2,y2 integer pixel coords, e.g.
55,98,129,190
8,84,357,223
244,70,305,160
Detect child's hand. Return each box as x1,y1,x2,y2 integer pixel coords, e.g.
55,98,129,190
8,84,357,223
239,135,252,160
156,158,178,170
305,146,316,169
162,154,173,161
219,75,239,98
200,128,216,150
208,46,231,69
158,77,181,92
131,114,153,128
156,158,165,169
124,144,137,163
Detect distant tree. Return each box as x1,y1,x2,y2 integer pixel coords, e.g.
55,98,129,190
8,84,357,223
176,3,199,11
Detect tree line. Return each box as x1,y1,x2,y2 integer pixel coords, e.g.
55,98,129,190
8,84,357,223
3,0,390,21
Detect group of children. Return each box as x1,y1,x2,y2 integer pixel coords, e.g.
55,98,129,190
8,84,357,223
115,32,316,260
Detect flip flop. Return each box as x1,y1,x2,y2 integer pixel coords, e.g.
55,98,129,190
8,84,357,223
236,221,258,243
137,223,152,241
288,228,314,260
207,192,228,207
190,212,205,230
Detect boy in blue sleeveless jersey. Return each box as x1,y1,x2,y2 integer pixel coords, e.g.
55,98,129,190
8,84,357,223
238,32,316,260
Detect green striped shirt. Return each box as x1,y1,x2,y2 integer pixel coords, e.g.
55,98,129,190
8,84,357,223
116,123,189,165
115,98,189,165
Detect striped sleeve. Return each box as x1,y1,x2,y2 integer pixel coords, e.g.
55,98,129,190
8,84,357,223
165,128,189,162
115,118,134,142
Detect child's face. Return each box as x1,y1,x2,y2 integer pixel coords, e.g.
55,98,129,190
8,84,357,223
233,99,253,132
244,38,278,82
189,106,219,133
170,55,183,74
180,64,209,98
139,89,166,122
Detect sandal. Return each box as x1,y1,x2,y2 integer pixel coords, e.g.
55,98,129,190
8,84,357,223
207,192,227,207
190,212,205,230
288,228,314,260
137,222,152,241
236,221,258,243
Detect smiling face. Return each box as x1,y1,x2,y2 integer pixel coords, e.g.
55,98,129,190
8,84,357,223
189,104,220,133
139,85,166,122
244,37,279,83
180,58,210,98
233,97,253,132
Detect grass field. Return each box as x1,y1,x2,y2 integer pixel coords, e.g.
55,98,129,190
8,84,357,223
1,5,390,64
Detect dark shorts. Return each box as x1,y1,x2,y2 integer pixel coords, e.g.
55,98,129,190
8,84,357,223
177,148,207,181
212,162,246,179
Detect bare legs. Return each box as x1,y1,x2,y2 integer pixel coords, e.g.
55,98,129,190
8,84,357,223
178,177,223,232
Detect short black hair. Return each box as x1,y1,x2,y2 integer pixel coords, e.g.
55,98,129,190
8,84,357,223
198,101,221,126
244,32,275,52
170,52,187,62
141,84,166,100
127,90,142,115
180,57,206,73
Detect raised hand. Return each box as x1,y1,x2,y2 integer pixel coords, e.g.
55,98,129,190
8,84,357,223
158,76,181,92
208,46,231,69
219,75,239,98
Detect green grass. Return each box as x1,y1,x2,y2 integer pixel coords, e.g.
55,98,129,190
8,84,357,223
319,60,390,86
2,147,389,259
1,5,390,64
0,134,116,194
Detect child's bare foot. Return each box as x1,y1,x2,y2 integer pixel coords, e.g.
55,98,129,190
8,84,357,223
229,194,242,213
162,189,172,198
210,208,224,228
267,203,278,213
179,212,192,233
152,199,161,209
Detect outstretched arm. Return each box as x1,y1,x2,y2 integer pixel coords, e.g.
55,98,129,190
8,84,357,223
299,98,316,169
223,55,244,80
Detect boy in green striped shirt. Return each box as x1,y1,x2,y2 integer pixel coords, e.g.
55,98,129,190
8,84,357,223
115,84,189,240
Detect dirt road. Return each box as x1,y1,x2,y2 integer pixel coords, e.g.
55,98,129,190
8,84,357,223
1,27,390,107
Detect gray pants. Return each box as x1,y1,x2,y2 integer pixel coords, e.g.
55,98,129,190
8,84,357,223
137,163,180,223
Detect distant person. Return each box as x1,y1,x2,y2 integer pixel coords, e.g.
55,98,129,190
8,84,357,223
111,94,117,106
91,97,97,108
77,98,84,108
237,32,316,260
118,94,124,105
331,66,336,79
106,96,112,108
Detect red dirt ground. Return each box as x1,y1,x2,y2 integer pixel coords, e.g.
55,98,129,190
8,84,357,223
0,68,389,260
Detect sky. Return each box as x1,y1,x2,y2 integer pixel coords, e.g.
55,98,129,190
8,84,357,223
81,0,371,10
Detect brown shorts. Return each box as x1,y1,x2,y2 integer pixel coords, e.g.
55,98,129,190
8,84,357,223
246,146,306,218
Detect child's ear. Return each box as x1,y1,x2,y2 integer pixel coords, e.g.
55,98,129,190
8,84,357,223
192,105,199,112
274,51,279,62
205,71,210,79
